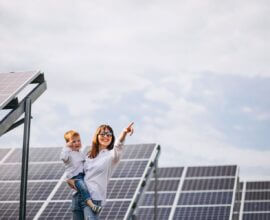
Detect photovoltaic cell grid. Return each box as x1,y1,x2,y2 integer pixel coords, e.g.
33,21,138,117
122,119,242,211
0,71,40,109
240,181,270,220
139,165,238,220
0,144,159,219
0,148,11,161
175,165,237,220
0,202,43,220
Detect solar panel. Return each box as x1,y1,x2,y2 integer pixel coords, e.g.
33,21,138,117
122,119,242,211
0,144,160,219
0,71,40,109
238,181,270,219
139,165,238,220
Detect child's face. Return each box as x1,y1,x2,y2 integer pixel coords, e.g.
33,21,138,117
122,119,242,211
69,136,81,151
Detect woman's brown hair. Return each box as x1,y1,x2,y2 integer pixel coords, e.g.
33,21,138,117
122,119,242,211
88,125,115,159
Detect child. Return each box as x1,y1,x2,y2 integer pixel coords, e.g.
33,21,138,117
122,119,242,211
60,130,102,213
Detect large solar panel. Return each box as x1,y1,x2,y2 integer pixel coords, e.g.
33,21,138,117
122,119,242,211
236,180,270,220
0,71,40,109
138,165,239,220
0,144,160,219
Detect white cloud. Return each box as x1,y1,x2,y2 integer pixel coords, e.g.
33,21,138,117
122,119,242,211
0,0,270,180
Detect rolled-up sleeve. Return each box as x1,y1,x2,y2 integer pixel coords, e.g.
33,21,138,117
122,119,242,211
112,139,124,164
60,147,72,163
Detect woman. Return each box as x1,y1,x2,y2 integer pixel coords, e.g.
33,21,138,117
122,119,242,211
68,122,134,220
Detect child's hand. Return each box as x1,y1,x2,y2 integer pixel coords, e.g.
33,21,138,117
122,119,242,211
124,122,134,136
66,141,73,149
66,179,77,190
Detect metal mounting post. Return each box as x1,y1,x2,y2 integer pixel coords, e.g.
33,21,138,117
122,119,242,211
19,98,32,220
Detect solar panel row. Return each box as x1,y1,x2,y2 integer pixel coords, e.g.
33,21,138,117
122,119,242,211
0,146,269,220
0,144,159,219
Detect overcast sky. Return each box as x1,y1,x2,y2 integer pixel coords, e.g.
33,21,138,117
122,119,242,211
0,0,270,180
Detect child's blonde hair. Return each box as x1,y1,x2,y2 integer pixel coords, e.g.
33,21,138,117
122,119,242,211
64,130,80,143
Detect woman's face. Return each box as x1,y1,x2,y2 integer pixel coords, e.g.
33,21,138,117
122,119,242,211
98,128,112,148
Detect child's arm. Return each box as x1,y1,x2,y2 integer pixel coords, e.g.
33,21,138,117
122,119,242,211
60,143,72,163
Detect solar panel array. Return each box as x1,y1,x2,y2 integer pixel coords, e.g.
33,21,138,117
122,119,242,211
0,144,159,219
233,181,270,220
138,165,239,220
1,146,269,220
0,71,40,110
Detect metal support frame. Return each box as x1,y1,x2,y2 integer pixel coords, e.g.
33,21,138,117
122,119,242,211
19,98,32,220
125,144,161,220
0,72,47,220
0,80,46,136
154,157,158,220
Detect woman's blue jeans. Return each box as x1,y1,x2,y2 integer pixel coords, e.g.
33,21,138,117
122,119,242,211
72,192,102,220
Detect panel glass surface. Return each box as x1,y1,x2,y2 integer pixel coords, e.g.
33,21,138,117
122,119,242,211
141,193,175,206
0,181,57,201
0,163,64,180
99,201,130,219
39,202,72,219
183,178,235,191
0,71,39,109
157,167,183,178
122,144,156,159
243,213,270,220
245,191,270,201
0,202,43,219
178,191,233,205
246,181,270,190
186,165,237,177
137,207,171,220
107,179,140,199
244,201,270,212
146,179,180,192
0,148,10,161
173,206,231,220
4,147,62,163
111,161,148,178
52,181,74,200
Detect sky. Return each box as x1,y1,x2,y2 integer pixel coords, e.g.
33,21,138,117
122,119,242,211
0,0,270,180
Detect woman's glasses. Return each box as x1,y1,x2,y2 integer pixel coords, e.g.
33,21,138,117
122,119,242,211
99,132,112,137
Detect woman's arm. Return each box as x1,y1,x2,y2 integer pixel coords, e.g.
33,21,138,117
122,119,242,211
118,122,134,142
113,122,134,163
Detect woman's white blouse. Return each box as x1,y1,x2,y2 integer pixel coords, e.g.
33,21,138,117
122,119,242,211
83,139,124,204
